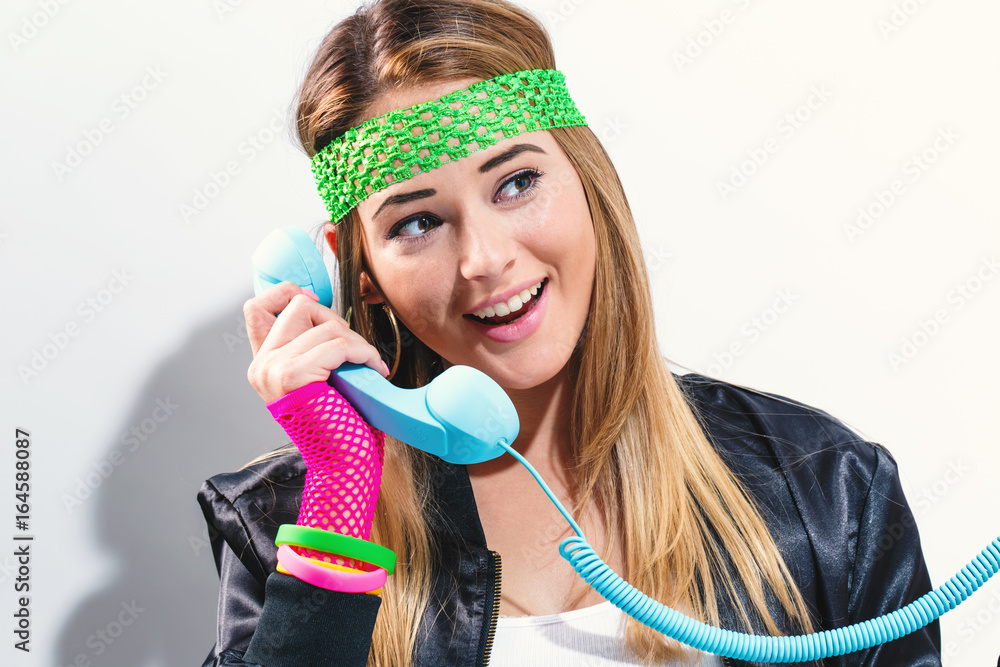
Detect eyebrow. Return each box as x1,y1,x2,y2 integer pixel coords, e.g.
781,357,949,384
477,142,546,173
372,143,547,221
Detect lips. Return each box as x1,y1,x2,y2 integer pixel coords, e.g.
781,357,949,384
463,278,549,343
464,279,546,326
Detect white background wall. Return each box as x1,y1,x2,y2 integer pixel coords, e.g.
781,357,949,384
2,0,997,665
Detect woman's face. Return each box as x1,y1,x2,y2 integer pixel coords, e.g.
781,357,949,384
352,78,597,391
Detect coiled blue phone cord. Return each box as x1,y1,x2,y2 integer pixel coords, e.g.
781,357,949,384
496,439,1000,662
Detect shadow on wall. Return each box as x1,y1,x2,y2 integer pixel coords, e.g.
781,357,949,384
54,304,288,667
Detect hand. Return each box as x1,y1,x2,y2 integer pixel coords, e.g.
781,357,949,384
243,281,389,403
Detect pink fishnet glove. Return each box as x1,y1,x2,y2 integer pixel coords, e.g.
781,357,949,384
266,381,385,571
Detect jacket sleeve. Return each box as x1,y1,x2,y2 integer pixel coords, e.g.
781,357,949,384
198,472,383,666
845,444,941,666
241,572,381,666
202,563,382,667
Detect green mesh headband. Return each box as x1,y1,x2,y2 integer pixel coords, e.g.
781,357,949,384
311,68,588,224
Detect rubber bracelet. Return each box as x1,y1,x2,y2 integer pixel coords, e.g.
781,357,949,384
275,554,382,596
276,524,397,575
277,557,381,595
277,544,387,593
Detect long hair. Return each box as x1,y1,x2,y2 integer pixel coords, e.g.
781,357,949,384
288,0,817,663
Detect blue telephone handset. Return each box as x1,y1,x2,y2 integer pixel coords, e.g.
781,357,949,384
251,225,517,465
253,225,1000,662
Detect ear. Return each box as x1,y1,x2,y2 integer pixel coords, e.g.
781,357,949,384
359,271,385,305
325,221,385,305
323,221,338,259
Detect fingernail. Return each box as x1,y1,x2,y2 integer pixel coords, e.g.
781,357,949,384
382,361,390,377
302,288,319,301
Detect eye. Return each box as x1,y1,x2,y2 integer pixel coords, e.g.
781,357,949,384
387,213,441,240
493,168,544,204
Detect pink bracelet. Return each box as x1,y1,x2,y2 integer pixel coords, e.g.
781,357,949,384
276,544,387,593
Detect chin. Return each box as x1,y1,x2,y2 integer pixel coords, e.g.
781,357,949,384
480,355,572,392
436,335,579,390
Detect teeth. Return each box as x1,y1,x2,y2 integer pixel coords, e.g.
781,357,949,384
473,281,543,319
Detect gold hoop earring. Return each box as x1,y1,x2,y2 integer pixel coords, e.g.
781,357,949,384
382,304,401,381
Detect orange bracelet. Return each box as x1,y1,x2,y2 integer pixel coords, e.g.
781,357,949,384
277,554,382,596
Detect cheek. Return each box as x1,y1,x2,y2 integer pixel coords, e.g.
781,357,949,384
382,264,454,337
532,185,596,268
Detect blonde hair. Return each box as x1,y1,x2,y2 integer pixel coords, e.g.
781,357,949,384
277,0,819,663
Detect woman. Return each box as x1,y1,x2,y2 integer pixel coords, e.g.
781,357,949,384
198,0,941,665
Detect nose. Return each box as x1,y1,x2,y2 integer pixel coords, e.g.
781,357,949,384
457,206,518,283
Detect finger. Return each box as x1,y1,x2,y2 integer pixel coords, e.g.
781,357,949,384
264,337,390,401
246,283,339,357
306,331,390,379
244,281,309,357
301,334,389,380
258,294,349,358
274,315,374,360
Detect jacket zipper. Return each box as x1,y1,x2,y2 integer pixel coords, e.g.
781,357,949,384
480,550,502,666
721,656,733,667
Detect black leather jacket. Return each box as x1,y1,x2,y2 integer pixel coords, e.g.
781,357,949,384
197,373,942,666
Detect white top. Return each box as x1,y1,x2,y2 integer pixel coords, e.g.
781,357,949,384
488,601,724,666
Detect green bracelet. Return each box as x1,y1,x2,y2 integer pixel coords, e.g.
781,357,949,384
275,524,397,575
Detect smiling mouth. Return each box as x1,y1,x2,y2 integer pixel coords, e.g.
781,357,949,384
464,279,547,326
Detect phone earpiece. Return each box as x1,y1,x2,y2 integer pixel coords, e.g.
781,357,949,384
425,365,518,463
252,226,334,308
252,227,519,464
